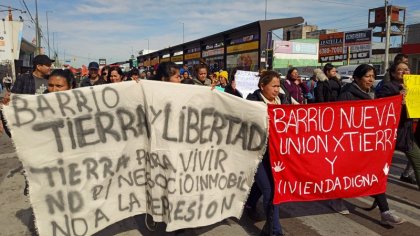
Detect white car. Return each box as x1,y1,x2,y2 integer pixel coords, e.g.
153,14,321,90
340,75,353,85
340,74,384,88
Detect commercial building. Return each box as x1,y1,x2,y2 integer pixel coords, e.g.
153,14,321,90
137,17,304,75
282,23,318,40
402,23,420,74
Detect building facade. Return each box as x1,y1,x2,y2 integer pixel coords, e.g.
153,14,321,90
282,24,318,40
137,18,305,76
402,23,420,74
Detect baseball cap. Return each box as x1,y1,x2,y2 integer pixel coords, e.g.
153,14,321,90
88,62,100,70
33,55,55,66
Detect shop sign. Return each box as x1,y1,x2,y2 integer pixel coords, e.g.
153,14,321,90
184,52,201,60
227,41,259,54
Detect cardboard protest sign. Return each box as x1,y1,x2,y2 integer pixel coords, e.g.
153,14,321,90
268,96,402,203
3,80,268,235
404,74,420,118
234,70,259,98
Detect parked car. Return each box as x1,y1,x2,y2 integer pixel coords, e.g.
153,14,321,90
340,75,353,85
300,75,311,81
374,74,385,88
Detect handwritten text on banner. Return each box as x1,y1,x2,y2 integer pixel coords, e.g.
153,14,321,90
268,96,402,203
4,81,268,235
404,74,420,118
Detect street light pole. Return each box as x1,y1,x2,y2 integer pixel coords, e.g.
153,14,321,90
265,0,267,20
46,10,52,58
384,0,391,72
35,0,41,55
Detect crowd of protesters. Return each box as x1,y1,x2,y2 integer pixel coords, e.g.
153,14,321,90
0,53,419,236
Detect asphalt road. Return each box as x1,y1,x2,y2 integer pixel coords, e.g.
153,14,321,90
0,133,419,236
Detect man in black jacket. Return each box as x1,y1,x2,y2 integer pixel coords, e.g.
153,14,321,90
10,54,54,95
1,54,54,136
80,62,105,87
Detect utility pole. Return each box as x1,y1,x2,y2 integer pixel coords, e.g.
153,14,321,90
35,0,41,55
265,0,267,20
182,22,185,44
384,0,391,72
52,32,58,66
46,11,52,58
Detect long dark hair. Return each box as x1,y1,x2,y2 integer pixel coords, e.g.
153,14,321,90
107,66,124,82
154,62,179,81
49,69,74,89
286,67,298,80
323,63,335,76
258,70,280,90
353,64,376,80
194,63,208,78
388,62,409,80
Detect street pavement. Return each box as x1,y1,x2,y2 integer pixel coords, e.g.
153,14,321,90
0,133,419,236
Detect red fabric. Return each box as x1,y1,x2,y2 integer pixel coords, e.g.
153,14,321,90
81,65,88,77
268,95,402,204
402,43,420,55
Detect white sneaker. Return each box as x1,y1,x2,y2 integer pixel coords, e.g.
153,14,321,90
329,199,350,215
380,210,405,225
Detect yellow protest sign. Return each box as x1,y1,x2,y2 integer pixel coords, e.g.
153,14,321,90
404,74,420,118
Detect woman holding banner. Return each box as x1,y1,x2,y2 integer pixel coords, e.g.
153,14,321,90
21,69,74,197
376,62,420,190
245,70,291,236
47,69,75,92
338,64,405,225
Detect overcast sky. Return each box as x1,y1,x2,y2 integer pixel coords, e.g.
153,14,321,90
2,0,420,67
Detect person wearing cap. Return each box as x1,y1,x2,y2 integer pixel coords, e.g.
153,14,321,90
9,54,54,95
1,54,55,197
2,55,53,130
80,62,106,87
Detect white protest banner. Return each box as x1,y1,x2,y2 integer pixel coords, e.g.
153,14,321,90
234,70,259,98
3,80,267,235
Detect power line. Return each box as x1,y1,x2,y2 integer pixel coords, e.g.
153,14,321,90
21,0,35,24
312,0,366,8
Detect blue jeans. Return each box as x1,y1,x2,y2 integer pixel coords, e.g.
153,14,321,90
247,160,282,234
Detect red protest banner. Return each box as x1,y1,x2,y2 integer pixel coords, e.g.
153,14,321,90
268,95,402,204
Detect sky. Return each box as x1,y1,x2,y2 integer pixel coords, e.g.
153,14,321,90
2,0,420,67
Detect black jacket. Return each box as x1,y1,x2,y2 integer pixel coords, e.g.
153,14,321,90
338,82,373,101
246,89,291,166
246,89,292,105
11,72,36,94
376,79,414,152
315,77,341,103
224,83,243,98
80,77,107,87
